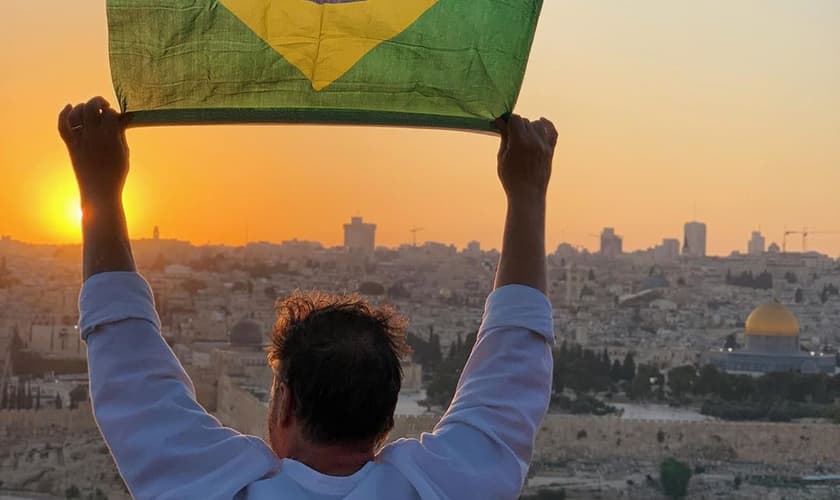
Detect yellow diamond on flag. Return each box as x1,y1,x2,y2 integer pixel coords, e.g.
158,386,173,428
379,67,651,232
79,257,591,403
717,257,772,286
220,0,440,91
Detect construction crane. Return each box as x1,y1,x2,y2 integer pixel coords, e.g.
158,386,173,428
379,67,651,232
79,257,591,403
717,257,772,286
783,228,840,253
783,229,804,254
409,227,424,247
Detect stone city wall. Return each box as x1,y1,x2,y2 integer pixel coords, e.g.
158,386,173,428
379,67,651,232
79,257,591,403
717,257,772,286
392,415,840,467
534,415,840,466
0,405,97,442
3,407,838,468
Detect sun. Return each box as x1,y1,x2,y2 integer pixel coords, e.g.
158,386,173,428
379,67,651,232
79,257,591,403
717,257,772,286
39,163,144,243
38,169,83,242
52,194,83,240
68,201,83,225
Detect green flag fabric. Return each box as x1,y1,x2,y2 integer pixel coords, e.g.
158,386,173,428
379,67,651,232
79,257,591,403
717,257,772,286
107,0,543,131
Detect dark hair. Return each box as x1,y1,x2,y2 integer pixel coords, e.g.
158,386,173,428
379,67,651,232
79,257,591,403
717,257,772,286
268,291,410,446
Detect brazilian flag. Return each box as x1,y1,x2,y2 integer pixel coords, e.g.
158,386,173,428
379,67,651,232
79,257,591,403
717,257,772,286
107,0,543,131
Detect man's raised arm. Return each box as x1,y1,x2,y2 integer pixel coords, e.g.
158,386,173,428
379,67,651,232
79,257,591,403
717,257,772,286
60,98,279,499
384,116,557,499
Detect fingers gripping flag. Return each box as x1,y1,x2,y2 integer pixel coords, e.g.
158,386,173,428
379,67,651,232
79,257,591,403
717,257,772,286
107,0,543,131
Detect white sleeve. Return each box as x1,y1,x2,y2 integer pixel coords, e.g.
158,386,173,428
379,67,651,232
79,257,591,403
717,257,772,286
383,285,554,500
80,272,280,500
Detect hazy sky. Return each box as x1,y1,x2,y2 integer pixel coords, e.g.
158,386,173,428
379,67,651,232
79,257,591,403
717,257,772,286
1,1,838,255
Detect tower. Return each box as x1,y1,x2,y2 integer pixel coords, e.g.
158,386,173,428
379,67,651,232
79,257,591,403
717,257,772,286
683,221,707,258
599,228,623,258
748,231,765,256
343,217,376,256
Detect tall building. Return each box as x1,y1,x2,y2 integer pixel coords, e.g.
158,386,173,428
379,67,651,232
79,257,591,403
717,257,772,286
683,221,707,258
748,231,765,256
343,217,376,256
153,226,160,240
599,228,623,258
465,241,481,256
654,238,681,261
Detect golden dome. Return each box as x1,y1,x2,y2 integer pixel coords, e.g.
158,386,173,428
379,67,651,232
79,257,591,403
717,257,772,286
744,303,799,337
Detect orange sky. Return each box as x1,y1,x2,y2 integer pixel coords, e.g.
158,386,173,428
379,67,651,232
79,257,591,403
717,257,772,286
1,1,838,255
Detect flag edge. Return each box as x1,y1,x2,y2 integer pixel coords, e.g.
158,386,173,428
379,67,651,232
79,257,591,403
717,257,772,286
124,108,499,134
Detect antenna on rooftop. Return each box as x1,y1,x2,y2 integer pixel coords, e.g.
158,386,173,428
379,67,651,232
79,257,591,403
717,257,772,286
410,227,424,247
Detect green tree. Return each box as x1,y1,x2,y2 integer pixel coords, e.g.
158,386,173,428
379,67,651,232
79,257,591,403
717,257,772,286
719,374,756,402
65,485,81,498
820,284,839,304
723,333,738,350
16,384,26,409
69,385,87,409
428,332,442,367
423,369,459,409
601,348,611,373
609,359,623,382
660,458,692,499
420,332,476,409
621,352,636,381
755,371,793,401
630,364,665,400
694,365,722,395
667,366,698,398
521,489,567,499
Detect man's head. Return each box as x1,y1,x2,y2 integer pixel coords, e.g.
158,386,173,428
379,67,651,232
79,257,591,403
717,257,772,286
267,291,410,460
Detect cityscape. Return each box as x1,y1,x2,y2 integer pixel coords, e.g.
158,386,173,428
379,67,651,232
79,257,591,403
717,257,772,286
3,1,838,499
2,215,840,499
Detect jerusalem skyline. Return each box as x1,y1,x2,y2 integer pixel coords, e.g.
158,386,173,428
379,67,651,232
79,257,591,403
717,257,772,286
3,216,839,259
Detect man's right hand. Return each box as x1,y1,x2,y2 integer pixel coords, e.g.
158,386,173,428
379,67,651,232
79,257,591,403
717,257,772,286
492,114,557,294
58,97,129,205
495,115,558,203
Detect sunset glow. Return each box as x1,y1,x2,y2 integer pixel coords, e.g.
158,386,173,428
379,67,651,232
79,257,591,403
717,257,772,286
1,1,839,254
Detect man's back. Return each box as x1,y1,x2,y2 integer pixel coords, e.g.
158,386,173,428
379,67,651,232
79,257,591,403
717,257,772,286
81,273,553,499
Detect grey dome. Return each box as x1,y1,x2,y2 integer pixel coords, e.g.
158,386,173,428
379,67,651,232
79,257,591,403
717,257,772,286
230,318,264,347
640,275,670,291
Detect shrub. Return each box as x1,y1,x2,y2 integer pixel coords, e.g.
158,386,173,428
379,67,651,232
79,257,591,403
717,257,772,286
660,458,692,499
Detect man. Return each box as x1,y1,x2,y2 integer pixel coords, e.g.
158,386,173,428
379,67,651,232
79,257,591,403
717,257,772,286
59,97,557,500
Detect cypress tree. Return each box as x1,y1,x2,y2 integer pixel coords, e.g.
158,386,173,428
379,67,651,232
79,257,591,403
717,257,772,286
622,353,637,381
16,384,26,409
610,359,623,382
601,348,611,373
428,333,442,366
